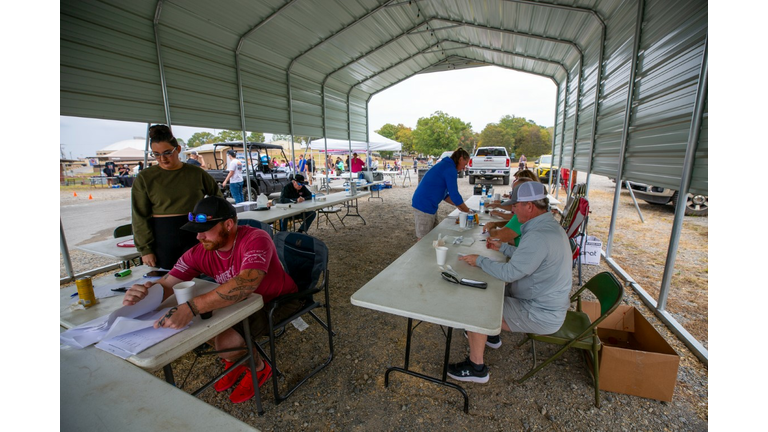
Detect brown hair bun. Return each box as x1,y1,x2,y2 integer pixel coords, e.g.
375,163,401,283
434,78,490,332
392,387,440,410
148,124,178,147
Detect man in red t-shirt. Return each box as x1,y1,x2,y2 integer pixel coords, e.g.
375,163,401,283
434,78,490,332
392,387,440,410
123,196,298,404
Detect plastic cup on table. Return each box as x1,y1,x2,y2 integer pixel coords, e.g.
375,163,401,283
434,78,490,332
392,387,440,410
459,212,468,228
173,281,195,304
173,281,212,319
435,246,448,266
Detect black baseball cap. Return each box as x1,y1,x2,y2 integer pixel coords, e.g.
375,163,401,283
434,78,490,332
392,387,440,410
227,150,237,157
181,196,237,233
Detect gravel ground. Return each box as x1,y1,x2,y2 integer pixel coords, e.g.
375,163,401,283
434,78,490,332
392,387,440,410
60,173,708,431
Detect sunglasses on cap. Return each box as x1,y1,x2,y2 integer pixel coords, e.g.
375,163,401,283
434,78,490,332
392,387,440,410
188,212,225,223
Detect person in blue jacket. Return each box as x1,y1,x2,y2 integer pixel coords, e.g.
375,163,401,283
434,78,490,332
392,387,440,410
411,148,472,240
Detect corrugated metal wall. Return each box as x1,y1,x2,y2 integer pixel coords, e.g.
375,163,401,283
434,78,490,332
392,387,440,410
60,0,707,195
552,81,568,168
61,0,165,124
691,97,708,196
559,61,581,169
591,0,640,178
621,0,708,193
571,23,602,173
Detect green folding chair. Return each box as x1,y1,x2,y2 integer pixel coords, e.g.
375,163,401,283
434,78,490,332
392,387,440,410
516,271,623,407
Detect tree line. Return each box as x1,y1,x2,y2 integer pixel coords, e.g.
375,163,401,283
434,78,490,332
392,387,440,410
183,130,315,148
376,111,553,159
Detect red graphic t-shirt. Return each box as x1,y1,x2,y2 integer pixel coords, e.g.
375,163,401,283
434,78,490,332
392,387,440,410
170,226,297,303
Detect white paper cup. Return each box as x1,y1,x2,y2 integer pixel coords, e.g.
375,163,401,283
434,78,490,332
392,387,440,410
493,193,500,202
173,281,196,305
435,246,448,266
459,212,468,228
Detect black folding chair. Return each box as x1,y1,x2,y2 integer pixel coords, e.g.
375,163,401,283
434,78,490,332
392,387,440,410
254,231,334,405
238,218,274,238
317,206,345,231
113,224,140,267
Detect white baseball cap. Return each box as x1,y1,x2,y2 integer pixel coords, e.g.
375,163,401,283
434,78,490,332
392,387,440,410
509,181,547,204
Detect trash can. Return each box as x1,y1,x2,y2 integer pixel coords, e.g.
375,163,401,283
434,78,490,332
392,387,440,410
417,168,429,183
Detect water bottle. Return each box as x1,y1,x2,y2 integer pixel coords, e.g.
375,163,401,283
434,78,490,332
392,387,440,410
479,200,484,214
487,186,493,199
482,184,486,196
312,192,316,203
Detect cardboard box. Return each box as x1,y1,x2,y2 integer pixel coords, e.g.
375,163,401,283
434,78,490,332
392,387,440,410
582,302,680,402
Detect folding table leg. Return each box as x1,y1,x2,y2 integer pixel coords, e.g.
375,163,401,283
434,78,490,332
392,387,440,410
242,316,265,416
163,364,175,385
384,319,469,413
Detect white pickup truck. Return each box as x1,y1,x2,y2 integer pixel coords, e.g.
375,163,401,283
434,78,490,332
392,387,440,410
467,147,511,185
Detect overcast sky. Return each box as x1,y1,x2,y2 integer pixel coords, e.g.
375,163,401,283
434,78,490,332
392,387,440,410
59,66,555,159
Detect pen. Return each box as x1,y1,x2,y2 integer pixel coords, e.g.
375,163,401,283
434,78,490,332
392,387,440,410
70,292,78,298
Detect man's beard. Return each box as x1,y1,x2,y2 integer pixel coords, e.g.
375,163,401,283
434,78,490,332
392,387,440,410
200,225,230,251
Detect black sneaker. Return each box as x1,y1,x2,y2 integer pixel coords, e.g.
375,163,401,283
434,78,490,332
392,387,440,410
447,357,489,383
463,330,502,349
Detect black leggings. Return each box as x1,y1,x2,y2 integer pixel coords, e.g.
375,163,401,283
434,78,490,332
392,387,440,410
151,215,199,270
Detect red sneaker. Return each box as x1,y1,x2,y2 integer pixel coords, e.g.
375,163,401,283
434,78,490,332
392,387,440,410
229,362,272,404
256,361,273,387
214,359,246,392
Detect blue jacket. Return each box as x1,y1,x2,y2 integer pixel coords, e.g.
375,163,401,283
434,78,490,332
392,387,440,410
411,157,464,214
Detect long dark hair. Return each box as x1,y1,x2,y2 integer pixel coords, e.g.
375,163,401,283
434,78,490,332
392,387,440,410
149,124,179,147
450,147,470,166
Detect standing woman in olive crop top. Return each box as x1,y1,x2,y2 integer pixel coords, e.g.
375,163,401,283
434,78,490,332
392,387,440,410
132,125,222,269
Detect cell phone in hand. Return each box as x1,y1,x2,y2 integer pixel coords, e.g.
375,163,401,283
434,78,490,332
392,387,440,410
144,270,169,278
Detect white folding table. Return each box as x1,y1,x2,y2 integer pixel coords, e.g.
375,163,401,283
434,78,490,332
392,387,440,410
61,266,267,415
351,212,506,413
61,343,259,432
75,235,140,267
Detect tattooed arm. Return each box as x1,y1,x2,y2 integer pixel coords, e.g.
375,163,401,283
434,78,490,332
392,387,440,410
153,269,266,329
212,269,266,304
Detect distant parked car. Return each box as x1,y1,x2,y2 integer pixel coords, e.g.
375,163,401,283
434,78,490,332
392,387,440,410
534,154,558,182
628,182,708,216
468,147,511,185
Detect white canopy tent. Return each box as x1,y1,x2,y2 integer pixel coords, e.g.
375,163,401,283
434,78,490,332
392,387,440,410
106,147,147,161
307,132,402,152
306,132,402,180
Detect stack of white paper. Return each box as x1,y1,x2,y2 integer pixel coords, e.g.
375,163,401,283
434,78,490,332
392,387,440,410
60,285,188,359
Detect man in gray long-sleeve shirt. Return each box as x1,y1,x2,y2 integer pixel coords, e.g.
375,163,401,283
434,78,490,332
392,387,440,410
448,181,572,383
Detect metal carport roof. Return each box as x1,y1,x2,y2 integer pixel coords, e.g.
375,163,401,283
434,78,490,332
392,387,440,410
61,0,708,362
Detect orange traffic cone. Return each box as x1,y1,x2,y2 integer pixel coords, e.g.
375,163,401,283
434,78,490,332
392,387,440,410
73,192,78,197
88,194,93,200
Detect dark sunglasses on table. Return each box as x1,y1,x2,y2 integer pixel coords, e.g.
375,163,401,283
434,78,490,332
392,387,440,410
188,212,224,223
151,149,176,158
